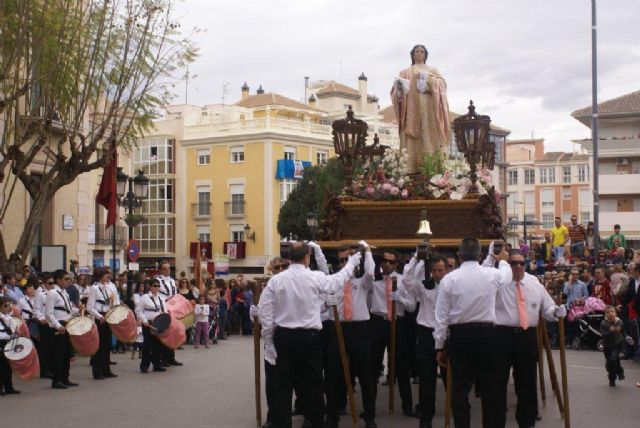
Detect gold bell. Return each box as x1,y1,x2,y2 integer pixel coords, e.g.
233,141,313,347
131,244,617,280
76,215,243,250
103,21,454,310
416,219,432,237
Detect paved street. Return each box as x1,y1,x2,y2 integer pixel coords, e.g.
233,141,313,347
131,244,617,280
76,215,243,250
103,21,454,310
1,336,638,428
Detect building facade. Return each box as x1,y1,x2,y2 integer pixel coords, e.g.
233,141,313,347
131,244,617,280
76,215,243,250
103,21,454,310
573,90,640,247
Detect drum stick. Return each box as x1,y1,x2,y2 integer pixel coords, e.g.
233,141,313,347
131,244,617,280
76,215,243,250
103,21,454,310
332,305,358,428
541,319,564,416
388,278,398,415
253,289,262,428
537,319,546,406
444,357,452,428
555,300,570,427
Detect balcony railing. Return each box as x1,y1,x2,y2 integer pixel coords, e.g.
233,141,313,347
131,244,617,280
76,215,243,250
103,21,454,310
191,202,211,219
224,200,245,218
94,224,128,246
183,117,400,148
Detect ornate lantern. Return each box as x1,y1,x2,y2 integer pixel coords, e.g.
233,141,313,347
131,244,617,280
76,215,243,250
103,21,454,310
332,105,369,192
453,101,492,196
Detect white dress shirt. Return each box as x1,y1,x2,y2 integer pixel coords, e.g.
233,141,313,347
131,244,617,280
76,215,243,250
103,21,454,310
0,313,14,341
403,257,439,329
45,285,79,329
87,282,120,321
34,287,49,322
331,250,375,322
76,284,90,302
370,271,415,319
258,261,356,342
496,272,558,327
135,292,166,325
18,296,37,321
434,260,511,349
157,275,177,297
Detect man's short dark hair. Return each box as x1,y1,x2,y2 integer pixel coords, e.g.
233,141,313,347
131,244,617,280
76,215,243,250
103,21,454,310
289,242,309,263
555,216,561,221
614,224,621,229
53,269,67,282
430,255,447,267
459,238,481,261
2,273,16,283
509,249,524,259
382,249,400,260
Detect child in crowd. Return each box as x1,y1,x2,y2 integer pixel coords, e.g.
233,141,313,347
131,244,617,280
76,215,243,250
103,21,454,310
194,295,210,349
600,305,625,386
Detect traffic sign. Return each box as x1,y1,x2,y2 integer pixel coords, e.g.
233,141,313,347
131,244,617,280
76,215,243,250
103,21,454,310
127,239,141,263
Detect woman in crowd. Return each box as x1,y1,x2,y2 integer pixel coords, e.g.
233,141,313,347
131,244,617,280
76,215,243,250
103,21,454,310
205,280,219,343
215,278,228,340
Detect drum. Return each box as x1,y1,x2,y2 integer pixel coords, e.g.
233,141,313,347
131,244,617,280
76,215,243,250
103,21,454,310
11,316,30,338
151,313,186,350
3,336,40,380
10,305,21,318
166,294,196,328
66,316,99,356
105,304,137,343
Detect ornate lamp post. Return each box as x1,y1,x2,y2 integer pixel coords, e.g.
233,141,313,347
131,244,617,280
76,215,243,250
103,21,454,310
331,105,369,192
453,101,493,196
306,212,318,241
116,168,149,302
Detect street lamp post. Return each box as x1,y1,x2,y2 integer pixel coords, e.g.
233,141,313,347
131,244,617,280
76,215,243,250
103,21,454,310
116,168,149,303
306,212,318,241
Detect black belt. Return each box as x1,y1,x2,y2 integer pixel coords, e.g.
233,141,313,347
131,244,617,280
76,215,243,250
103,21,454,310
275,326,318,333
54,306,71,314
496,325,535,334
370,313,388,321
450,322,494,331
417,325,434,332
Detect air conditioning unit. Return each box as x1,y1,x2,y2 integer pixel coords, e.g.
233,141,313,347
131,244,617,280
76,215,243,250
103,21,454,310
616,157,629,165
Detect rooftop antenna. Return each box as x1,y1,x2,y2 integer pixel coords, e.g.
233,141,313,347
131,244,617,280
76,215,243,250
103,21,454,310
183,66,197,104
221,81,230,106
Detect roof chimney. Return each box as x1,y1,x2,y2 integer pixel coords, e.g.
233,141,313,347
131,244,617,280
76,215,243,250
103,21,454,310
304,76,310,105
308,94,317,108
257,85,265,95
241,82,250,101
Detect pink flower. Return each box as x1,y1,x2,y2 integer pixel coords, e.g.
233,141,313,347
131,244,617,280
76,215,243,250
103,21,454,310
382,182,392,193
401,189,409,198
365,185,375,195
390,186,400,196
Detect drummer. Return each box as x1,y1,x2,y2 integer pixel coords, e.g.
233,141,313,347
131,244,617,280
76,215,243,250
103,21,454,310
35,275,54,379
135,278,166,373
155,260,183,367
18,283,40,338
87,267,119,380
45,269,81,389
0,296,21,395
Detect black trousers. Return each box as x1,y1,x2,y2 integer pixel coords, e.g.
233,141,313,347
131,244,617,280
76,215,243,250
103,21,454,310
39,324,53,376
405,308,419,377
417,325,438,424
141,325,162,370
449,323,499,428
265,359,276,423
273,327,324,428
91,320,113,377
395,316,413,413
369,314,389,402
603,344,624,382
51,329,72,383
326,320,376,422
494,326,538,428
0,340,13,392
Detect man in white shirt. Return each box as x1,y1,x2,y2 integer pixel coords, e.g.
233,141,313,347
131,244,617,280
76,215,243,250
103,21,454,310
0,296,21,394
136,278,167,373
434,238,510,428
44,270,80,389
404,253,447,428
35,275,54,378
87,267,119,379
325,244,377,428
258,242,361,428
487,249,566,428
155,260,182,366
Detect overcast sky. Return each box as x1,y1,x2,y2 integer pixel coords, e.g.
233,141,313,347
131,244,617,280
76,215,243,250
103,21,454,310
172,0,640,152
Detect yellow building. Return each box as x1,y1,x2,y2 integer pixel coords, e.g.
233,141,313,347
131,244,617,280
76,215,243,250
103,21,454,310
134,78,399,276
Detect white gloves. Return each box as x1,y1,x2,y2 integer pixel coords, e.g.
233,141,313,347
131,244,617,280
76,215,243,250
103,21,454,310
308,241,321,251
249,305,259,320
325,294,338,307
554,305,567,318
347,252,362,267
488,241,495,256
264,341,277,365
390,291,400,301
358,240,369,250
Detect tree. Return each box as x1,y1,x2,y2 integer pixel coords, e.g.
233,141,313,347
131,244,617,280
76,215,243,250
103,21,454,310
277,158,345,240
0,0,197,272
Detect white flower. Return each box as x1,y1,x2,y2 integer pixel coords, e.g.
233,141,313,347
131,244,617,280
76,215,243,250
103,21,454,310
450,191,463,200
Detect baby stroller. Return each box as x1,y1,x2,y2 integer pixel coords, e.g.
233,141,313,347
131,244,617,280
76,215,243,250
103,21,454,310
568,297,605,351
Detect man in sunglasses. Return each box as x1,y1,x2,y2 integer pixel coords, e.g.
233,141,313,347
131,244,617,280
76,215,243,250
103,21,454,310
484,246,566,428
34,275,55,378
258,242,361,428
434,238,511,428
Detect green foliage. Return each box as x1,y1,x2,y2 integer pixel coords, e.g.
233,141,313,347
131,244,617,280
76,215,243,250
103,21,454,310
277,158,345,239
421,149,446,178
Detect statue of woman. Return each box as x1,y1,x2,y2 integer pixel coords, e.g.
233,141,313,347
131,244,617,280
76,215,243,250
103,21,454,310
391,45,450,174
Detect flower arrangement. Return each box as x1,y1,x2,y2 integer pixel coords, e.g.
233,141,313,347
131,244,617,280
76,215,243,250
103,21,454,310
346,148,498,201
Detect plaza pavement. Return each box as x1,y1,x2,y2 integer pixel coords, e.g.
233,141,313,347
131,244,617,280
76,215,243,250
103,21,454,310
1,336,638,428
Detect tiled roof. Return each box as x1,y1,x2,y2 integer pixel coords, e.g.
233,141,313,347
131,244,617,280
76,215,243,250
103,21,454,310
572,90,640,116
540,152,588,162
316,81,360,97
235,92,324,112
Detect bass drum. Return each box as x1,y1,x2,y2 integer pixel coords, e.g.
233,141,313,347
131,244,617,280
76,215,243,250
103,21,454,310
105,304,137,343
3,336,40,381
166,294,196,328
151,313,186,350
66,316,99,357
